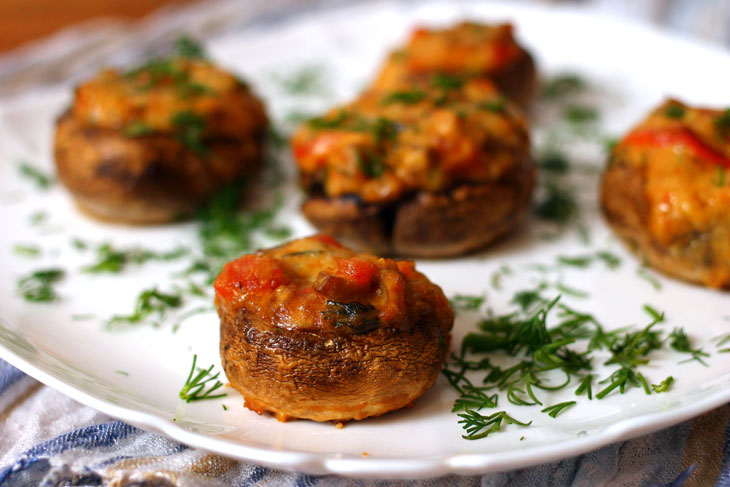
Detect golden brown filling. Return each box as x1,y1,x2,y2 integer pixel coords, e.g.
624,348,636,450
292,79,529,203
373,22,524,92
72,57,266,140
613,99,730,282
213,235,453,333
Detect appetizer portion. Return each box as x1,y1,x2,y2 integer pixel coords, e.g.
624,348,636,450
601,99,730,288
54,46,267,224
293,78,533,257
372,22,537,108
214,235,454,422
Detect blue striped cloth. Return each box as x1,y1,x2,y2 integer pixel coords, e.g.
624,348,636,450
1,359,730,486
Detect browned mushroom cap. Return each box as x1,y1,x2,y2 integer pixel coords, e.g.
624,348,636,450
292,77,533,257
54,58,267,224
214,235,454,421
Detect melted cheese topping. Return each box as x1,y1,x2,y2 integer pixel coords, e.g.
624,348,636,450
214,235,454,333
373,22,524,92
72,58,266,137
292,79,529,203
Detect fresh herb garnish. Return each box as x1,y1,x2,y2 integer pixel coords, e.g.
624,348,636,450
381,90,426,105
539,153,570,174
651,376,674,393
174,35,207,59
18,162,54,190
123,121,155,138
712,167,726,188
714,108,730,132
358,150,386,177
179,354,226,402
82,243,187,274
667,328,709,366
637,267,662,291
29,211,48,226
431,73,464,91
541,400,576,418
307,110,347,129
564,105,599,124
13,244,41,258
458,410,531,440
444,290,700,439
450,294,486,312
107,287,183,328
17,268,65,302
534,184,577,223
274,64,327,96
665,105,685,119
478,98,506,113
542,74,585,99
171,111,207,155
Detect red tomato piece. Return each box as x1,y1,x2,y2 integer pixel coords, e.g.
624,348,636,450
214,254,288,301
622,129,730,169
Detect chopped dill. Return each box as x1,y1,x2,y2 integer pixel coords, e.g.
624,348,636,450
123,121,155,138
712,167,726,188
665,105,685,119
17,268,65,302
18,161,54,190
444,289,704,439
107,287,183,328
651,376,674,393
478,98,506,113
431,73,464,91
539,153,570,174
636,267,662,291
450,294,486,311
82,243,188,273
668,328,709,366
541,73,585,99
541,401,576,418
534,184,577,223
29,211,48,226
458,410,531,440
13,244,41,258
563,105,599,125
179,354,226,402
115,370,129,376
381,90,426,105
174,35,207,59
171,111,207,155
273,64,327,96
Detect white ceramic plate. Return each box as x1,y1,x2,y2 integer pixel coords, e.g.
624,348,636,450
1,1,730,478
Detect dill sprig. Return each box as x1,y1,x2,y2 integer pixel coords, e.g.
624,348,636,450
541,400,576,418
107,287,183,328
82,243,187,273
179,354,226,402
17,268,65,302
450,294,486,312
458,410,531,440
18,161,54,190
667,328,709,366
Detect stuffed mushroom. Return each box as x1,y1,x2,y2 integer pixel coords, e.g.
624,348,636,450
292,78,533,257
372,22,537,108
54,45,267,224
214,235,454,422
601,99,730,288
